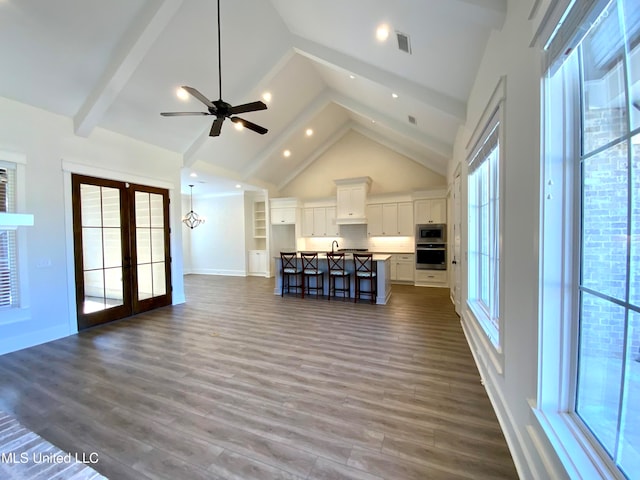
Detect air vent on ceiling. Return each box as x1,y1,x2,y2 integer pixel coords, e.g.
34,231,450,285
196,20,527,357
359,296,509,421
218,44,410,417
408,115,417,125
396,31,411,54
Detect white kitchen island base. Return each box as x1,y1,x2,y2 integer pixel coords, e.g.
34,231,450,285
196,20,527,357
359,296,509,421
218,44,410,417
274,254,391,305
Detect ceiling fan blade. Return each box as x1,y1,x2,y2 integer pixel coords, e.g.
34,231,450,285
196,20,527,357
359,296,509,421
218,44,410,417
160,112,210,116
231,117,268,135
228,101,267,115
182,86,215,108
210,117,225,136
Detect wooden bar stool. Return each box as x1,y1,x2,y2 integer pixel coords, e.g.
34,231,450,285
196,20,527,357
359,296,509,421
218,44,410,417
353,253,377,304
280,252,303,298
300,252,324,298
326,252,351,301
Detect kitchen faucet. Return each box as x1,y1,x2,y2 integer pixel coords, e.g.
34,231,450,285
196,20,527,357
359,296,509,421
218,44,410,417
331,240,339,254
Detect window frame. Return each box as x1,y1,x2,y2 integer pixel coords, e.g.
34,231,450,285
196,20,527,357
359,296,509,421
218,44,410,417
536,1,640,478
464,76,506,364
0,151,30,325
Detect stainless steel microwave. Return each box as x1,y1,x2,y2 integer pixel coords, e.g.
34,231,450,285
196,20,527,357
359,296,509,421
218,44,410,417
416,224,446,243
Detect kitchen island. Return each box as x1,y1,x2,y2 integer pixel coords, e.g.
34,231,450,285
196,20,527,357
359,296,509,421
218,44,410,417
273,253,391,304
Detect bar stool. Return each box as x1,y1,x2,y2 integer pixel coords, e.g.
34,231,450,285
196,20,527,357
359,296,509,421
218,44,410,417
300,252,324,298
326,252,351,301
280,252,303,298
353,253,377,304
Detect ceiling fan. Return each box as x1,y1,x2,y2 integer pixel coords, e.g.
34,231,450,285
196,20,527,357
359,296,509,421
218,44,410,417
160,0,268,137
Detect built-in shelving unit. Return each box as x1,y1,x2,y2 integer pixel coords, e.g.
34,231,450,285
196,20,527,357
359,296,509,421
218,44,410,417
254,200,266,238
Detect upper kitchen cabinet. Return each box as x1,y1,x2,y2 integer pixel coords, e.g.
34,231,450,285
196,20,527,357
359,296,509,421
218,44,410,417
367,202,413,236
270,197,298,225
335,177,371,225
301,206,338,237
415,198,446,224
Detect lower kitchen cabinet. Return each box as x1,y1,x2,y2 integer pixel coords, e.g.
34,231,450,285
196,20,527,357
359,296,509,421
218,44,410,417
248,250,267,275
389,254,415,283
414,269,447,287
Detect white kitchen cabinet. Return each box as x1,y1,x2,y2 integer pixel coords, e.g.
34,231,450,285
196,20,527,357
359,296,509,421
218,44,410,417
271,207,296,225
325,207,339,236
397,202,414,235
248,250,267,275
335,177,371,224
366,204,383,236
390,253,414,283
367,202,414,236
301,207,339,237
415,198,446,224
415,269,447,287
301,208,314,237
313,207,326,236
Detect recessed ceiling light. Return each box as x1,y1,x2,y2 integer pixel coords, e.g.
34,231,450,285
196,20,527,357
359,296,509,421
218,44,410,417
305,128,313,137
376,24,390,42
176,87,189,100
235,184,242,189
349,74,355,79
190,172,198,178
392,93,399,99
262,92,272,103
371,120,376,124
234,121,244,131
283,150,291,158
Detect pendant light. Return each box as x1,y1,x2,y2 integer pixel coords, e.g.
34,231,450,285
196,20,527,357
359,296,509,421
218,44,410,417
183,184,205,229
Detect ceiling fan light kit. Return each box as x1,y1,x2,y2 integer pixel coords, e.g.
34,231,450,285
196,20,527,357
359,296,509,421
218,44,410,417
160,0,268,137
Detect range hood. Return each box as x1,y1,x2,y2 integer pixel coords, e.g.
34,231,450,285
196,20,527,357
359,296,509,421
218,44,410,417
334,177,371,225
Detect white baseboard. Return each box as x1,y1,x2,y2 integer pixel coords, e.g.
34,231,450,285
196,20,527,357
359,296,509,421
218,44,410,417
0,324,71,356
188,268,246,277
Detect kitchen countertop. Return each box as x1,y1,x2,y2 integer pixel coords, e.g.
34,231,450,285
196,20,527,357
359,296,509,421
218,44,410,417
275,252,391,261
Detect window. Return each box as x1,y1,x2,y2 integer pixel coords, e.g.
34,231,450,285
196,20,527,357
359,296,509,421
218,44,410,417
540,0,640,478
468,109,502,347
0,164,18,308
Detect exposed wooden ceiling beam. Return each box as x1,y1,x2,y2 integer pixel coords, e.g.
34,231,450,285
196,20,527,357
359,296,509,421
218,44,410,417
73,0,183,137
291,35,467,122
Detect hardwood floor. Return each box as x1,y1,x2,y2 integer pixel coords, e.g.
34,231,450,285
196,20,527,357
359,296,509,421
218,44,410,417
0,275,518,480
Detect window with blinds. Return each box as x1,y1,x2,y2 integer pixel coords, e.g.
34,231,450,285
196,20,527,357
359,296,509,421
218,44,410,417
0,166,18,308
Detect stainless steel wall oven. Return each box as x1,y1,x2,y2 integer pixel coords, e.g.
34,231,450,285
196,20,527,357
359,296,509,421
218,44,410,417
415,242,447,270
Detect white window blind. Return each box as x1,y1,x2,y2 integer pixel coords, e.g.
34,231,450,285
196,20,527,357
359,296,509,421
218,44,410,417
0,165,18,308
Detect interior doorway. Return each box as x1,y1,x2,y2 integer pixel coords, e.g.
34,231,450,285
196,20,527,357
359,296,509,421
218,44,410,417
71,174,172,330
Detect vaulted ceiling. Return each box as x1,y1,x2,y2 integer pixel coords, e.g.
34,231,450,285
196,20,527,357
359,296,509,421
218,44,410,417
0,0,506,194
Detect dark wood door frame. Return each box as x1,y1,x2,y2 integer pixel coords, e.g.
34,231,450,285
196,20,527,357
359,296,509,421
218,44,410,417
72,175,172,330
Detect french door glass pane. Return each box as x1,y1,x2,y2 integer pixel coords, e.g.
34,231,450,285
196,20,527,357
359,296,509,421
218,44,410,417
151,229,165,262
82,228,103,271
136,228,151,264
577,292,625,454
80,184,124,313
101,188,121,228
136,192,150,227
134,191,166,302
581,143,628,301
152,264,166,296
618,309,640,477
103,228,122,269
80,184,101,227
137,264,153,300
581,0,627,155
150,193,164,227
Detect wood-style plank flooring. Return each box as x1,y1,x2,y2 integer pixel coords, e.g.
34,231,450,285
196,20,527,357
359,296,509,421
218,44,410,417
0,275,518,480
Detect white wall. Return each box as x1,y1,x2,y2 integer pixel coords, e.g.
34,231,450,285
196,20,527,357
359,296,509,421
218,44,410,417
280,130,446,199
0,96,185,355
188,193,247,276
451,2,567,479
